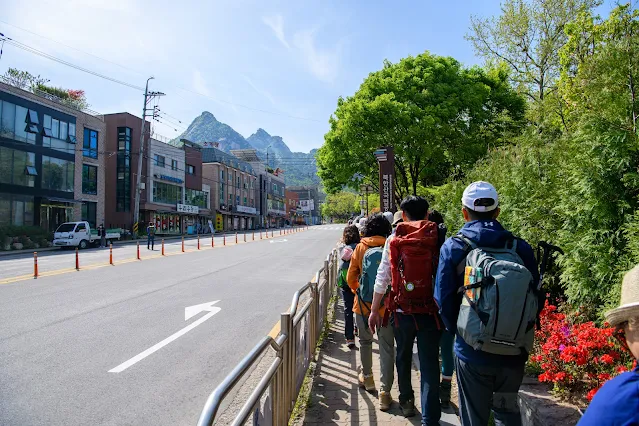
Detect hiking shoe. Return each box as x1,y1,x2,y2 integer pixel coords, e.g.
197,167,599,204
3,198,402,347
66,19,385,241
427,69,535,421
400,399,416,417
358,372,376,392
346,339,355,349
379,391,392,411
440,379,452,408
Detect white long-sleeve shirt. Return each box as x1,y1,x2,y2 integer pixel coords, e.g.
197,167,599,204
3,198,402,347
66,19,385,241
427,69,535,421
374,235,394,295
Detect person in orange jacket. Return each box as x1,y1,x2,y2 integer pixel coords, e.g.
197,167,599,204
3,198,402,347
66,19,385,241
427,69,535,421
346,213,395,411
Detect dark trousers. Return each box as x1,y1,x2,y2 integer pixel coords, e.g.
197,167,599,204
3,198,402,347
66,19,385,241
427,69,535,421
394,312,442,426
455,357,525,426
340,287,355,340
147,235,154,249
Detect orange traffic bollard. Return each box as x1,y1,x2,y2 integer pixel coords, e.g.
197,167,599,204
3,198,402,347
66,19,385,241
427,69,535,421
182,236,185,252
252,230,255,241
162,239,165,255
271,230,274,238
223,233,226,246
137,241,140,260
211,235,215,248
109,244,114,265
198,235,201,250
34,252,38,279
244,232,246,242
75,247,80,270
260,230,262,240
235,232,238,244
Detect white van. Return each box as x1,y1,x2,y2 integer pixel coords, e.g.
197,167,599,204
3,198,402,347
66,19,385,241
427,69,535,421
53,221,121,249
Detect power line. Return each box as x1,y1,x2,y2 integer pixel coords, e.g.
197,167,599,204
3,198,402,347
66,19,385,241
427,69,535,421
4,39,145,91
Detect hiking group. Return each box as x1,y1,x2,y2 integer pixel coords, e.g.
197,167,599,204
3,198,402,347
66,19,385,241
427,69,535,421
338,181,541,426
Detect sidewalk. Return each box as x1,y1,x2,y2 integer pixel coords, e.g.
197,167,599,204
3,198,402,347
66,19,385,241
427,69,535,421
298,298,460,426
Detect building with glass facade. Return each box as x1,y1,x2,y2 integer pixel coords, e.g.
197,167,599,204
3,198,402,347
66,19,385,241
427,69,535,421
0,81,106,231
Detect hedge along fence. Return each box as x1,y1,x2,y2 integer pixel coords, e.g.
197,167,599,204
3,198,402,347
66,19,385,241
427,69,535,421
0,225,53,250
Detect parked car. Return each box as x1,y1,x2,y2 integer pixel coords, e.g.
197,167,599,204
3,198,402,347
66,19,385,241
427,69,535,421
53,221,121,249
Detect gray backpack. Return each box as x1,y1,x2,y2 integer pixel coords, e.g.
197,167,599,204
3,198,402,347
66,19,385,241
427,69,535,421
456,235,537,356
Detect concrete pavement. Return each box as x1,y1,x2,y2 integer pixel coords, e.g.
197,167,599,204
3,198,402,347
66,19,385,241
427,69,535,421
0,225,342,426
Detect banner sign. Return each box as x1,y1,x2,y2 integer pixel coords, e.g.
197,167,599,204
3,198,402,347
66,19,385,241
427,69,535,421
298,199,314,212
177,203,199,214
374,147,396,213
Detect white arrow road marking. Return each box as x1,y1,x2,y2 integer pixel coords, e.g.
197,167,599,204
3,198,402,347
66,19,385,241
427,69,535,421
269,239,288,243
108,300,221,373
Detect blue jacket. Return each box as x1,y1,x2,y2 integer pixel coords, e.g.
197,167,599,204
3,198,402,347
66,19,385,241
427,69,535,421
434,220,539,366
577,366,639,426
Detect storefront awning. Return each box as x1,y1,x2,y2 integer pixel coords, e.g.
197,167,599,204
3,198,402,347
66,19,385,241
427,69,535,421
42,196,83,204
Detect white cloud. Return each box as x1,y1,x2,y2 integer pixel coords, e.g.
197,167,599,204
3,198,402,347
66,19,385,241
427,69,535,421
192,70,210,96
262,15,290,49
293,30,341,84
242,75,277,107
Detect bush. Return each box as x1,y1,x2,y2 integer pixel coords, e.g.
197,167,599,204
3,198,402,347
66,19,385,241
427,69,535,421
0,226,53,250
528,301,636,403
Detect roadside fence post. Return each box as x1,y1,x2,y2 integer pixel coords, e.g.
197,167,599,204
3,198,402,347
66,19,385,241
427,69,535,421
137,241,140,260
253,230,255,241
223,233,226,246
211,234,214,248
161,239,165,255
75,247,80,270
235,232,238,244
244,232,246,242
260,230,262,240
110,244,114,265
182,236,185,252
34,252,38,279
197,235,201,250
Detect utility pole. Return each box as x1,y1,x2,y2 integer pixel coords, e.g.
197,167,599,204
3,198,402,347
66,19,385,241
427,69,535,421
133,77,164,236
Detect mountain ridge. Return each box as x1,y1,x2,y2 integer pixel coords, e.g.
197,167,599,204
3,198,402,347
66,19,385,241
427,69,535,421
173,111,319,187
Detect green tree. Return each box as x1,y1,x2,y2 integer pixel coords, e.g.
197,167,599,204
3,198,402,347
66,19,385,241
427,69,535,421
317,52,525,204
1,68,48,90
321,192,359,221
467,0,599,127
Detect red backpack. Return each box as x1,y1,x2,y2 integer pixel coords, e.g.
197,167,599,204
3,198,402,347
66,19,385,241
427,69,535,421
386,220,440,319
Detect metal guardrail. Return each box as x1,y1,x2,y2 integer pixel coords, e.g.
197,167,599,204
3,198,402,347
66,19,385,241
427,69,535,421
197,248,339,426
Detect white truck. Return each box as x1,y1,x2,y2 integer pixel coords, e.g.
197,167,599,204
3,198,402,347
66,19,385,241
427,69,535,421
53,221,121,249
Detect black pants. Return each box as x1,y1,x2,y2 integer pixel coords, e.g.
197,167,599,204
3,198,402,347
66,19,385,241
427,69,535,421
147,236,154,249
340,287,355,340
456,357,525,426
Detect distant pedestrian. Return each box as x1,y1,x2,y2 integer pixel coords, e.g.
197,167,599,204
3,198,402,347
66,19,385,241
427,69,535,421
146,221,156,250
337,225,360,349
578,265,639,426
98,224,106,248
347,214,393,411
435,181,540,426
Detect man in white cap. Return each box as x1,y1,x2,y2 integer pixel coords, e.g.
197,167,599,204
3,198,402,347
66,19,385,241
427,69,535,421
434,181,540,426
577,265,639,425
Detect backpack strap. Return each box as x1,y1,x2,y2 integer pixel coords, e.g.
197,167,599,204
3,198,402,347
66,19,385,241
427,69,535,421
454,234,474,277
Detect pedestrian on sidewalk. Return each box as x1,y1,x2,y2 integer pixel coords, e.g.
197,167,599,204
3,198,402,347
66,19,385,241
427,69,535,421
429,209,454,409
578,265,639,426
346,214,393,405
435,181,540,426
369,196,444,424
337,225,360,349
146,222,156,250
98,224,106,248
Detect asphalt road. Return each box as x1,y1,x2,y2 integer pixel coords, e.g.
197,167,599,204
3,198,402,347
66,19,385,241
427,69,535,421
0,225,343,426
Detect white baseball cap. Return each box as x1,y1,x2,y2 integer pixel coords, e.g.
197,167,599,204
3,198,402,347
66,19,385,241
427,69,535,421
462,181,499,212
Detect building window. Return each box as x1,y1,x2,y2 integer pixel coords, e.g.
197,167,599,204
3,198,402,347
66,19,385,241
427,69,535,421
153,181,183,205
0,193,35,226
0,101,36,144
154,155,165,168
42,114,76,153
81,201,97,228
82,164,98,194
171,159,178,171
116,127,131,212
0,147,36,187
83,128,98,158
243,197,247,206
220,169,224,180
186,164,195,175
185,189,208,208
219,183,225,204
41,156,74,192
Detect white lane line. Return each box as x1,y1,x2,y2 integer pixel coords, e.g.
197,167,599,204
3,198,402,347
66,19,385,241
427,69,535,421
109,301,221,373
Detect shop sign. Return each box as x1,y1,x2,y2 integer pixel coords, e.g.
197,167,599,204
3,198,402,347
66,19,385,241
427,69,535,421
236,205,257,215
155,174,184,184
177,203,199,214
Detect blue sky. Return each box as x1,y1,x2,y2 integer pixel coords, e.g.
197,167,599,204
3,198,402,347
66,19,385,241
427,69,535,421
0,0,615,153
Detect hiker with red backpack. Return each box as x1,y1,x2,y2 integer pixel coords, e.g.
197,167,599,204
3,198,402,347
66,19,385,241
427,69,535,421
434,182,540,426
369,196,444,425
346,214,394,405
